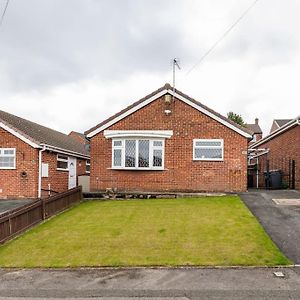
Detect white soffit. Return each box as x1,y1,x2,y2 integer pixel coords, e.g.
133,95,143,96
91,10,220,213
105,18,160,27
104,130,173,139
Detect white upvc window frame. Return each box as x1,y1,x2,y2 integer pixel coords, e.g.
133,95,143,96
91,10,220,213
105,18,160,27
111,138,165,170
193,139,224,161
56,154,69,171
0,148,16,169
86,159,91,174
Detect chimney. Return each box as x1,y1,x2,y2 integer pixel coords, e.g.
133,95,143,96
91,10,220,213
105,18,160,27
255,118,259,125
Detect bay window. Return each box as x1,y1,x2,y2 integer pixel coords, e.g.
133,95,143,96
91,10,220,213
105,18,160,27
112,139,164,170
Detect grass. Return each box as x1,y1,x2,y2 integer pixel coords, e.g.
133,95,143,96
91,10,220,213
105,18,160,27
0,196,291,267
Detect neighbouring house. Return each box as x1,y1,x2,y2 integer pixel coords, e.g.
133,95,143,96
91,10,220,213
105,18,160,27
69,131,89,145
249,116,300,189
0,110,90,199
85,83,252,193
246,118,263,144
269,119,293,133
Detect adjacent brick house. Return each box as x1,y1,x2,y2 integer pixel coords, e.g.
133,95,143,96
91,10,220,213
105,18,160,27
85,84,252,193
249,116,300,189
269,119,292,133
0,110,90,199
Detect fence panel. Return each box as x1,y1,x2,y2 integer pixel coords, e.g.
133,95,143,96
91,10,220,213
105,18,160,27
0,186,82,244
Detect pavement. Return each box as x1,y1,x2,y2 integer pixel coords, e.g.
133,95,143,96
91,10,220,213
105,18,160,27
0,199,33,214
240,189,300,265
0,267,300,299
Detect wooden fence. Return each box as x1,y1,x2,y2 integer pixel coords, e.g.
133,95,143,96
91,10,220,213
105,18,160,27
0,186,82,244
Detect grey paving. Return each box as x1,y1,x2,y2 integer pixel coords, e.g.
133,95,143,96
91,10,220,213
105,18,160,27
0,267,300,299
240,189,300,264
0,199,33,214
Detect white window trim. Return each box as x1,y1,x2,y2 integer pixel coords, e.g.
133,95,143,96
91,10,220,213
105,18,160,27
0,148,16,169
57,154,69,171
193,139,224,161
111,138,165,170
104,130,173,139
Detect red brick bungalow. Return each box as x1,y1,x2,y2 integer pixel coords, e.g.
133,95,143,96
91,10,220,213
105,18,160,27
0,110,90,199
249,116,300,189
85,84,252,193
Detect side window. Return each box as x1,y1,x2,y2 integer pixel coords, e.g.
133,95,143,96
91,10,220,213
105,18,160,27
193,139,224,161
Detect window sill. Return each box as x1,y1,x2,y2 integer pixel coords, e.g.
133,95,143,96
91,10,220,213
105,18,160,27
0,167,16,170
56,168,69,172
108,167,167,171
193,159,224,162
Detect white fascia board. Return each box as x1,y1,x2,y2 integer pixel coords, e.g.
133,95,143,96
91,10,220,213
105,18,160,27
87,88,252,139
104,130,173,139
0,122,41,149
251,117,300,148
87,90,168,138
41,144,90,159
167,90,252,139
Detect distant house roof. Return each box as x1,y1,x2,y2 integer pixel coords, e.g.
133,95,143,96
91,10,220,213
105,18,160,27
85,83,253,139
274,119,293,128
250,116,300,149
0,110,89,158
245,118,262,135
69,131,89,143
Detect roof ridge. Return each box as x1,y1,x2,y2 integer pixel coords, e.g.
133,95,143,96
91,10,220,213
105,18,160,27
85,84,253,137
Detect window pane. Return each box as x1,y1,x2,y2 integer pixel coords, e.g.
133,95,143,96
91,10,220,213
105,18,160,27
153,141,163,147
153,149,162,167
57,161,68,169
57,155,68,161
113,140,122,147
125,140,136,167
195,148,222,159
0,157,14,168
4,149,14,155
113,149,122,167
195,140,221,147
138,140,149,167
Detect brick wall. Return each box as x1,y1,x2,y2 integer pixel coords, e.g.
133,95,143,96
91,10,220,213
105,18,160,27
257,125,300,189
0,128,39,199
90,96,248,193
41,152,88,198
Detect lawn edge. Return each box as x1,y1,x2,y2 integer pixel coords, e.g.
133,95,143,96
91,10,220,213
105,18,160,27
0,264,296,270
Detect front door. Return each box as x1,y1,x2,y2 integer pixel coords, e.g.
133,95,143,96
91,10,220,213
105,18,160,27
68,157,77,189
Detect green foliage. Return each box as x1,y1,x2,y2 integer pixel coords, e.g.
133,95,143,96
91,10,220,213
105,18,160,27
0,197,290,267
227,111,246,127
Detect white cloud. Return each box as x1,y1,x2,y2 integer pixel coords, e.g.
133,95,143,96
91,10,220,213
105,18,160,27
0,0,299,137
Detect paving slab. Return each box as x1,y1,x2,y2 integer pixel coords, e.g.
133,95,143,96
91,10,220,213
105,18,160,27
240,189,300,264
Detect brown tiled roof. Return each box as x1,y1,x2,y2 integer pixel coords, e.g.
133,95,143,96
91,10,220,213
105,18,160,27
85,83,253,137
275,119,293,127
0,110,89,157
245,123,262,134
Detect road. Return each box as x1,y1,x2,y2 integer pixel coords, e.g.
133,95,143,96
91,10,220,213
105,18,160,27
0,267,300,299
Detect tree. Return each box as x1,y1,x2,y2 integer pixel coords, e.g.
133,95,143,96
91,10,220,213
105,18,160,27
227,111,246,127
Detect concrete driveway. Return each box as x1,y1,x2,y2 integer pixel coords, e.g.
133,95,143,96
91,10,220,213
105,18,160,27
0,199,33,214
240,189,300,265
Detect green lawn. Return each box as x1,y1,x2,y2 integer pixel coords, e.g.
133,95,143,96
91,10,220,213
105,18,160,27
0,196,290,267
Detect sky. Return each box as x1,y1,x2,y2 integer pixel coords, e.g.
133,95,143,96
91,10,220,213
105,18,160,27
0,0,299,137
